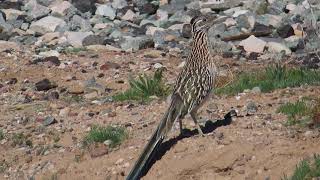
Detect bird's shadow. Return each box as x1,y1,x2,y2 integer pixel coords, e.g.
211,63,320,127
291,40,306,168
139,110,236,177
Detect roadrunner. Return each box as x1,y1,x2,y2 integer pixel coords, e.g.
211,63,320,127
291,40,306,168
127,14,220,180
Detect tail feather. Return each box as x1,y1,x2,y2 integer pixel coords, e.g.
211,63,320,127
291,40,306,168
126,94,183,180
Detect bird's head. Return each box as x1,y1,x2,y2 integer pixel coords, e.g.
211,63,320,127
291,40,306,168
190,14,228,34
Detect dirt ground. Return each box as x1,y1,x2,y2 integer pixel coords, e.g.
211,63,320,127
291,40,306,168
0,48,319,180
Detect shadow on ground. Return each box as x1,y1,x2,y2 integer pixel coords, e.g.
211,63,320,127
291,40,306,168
139,110,237,178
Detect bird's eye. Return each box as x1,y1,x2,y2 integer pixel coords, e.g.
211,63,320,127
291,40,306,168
203,19,207,22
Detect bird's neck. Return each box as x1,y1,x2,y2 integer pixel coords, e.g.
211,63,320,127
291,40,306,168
190,30,211,62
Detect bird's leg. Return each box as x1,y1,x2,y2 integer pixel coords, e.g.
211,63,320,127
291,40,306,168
190,112,205,137
179,118,183,134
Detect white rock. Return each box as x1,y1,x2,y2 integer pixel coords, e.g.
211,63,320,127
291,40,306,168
156,9,168,21
65,31,93,47
146,26,164,36
224,18,237,27
286,3,297,12
50,1,74,17
121,9,137,21
39,50,60,57
267,42,291,55
232,10,249,17
95,4,116,20
239,35,266,53
30,16,67,35
1,9,24,20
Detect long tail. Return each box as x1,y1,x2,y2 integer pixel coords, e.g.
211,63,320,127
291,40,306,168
126,94,183,180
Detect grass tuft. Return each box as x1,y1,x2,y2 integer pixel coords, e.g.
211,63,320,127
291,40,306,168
283,154,320,180
113,68,170,102
277,100,311,126
83,125,127,148
216,64,320,95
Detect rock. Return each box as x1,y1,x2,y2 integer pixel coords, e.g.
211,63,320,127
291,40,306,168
277,24,294,38
69,15,92,32
82,35,105,46
200,0,242,10
256,14,282,28
71,0,97,13
121,9,137,22
25,0,50,20
140,3,158,15
267,42,291,55
33,56,61,66
284,36,302,51
39,50,60,57
51,1,76,17
59,107,70,117
46,91,59,100
119,36,154,51
95,4,116,20
246,101,258,115
104,45,123,52
239,35,266,53
236,14,255,30
1,9,24,21
224,18,237,27
35,79,57,91
30,16,67,35
66,31,94,47
21,23,29,30
146,26,165,36
169,10,192,23
84,92,98,100
115,158,124,165
100,62,121,70
0,11,13,34
291,23,304,37
43,116,57,126
89,145,108,158
0,41,20,52
251,87,261,94
182,23,192,38
156,9,168,21
112,0,128,9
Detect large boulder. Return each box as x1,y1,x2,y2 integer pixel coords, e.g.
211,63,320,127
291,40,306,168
30,16,67,35
24,0,50,20
50,1,76,17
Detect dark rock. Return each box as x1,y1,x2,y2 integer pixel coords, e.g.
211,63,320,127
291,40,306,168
82,35,105,46
35,79,57,91
182,24,192,38
69,15,92,32
32,56,61,66
71,0,97,13
141,3,158,15
277,24,294,38
6,78,18,85
43,116,57,126
302,53,320,69
46,91,60,100
0,1,23,10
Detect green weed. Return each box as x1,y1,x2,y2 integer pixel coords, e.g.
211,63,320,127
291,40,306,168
83,125,127,148
113,68,170,101
216,64,320,95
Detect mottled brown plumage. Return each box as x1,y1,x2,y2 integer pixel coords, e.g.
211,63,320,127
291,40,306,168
127,15,218,180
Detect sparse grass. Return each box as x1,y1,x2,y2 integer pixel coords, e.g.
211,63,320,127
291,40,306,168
216,64,320,95
277,98,320,127
283,154,320,180
83,125,127,148
11,133,32,147
113,68,170,102
0,160,9,173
